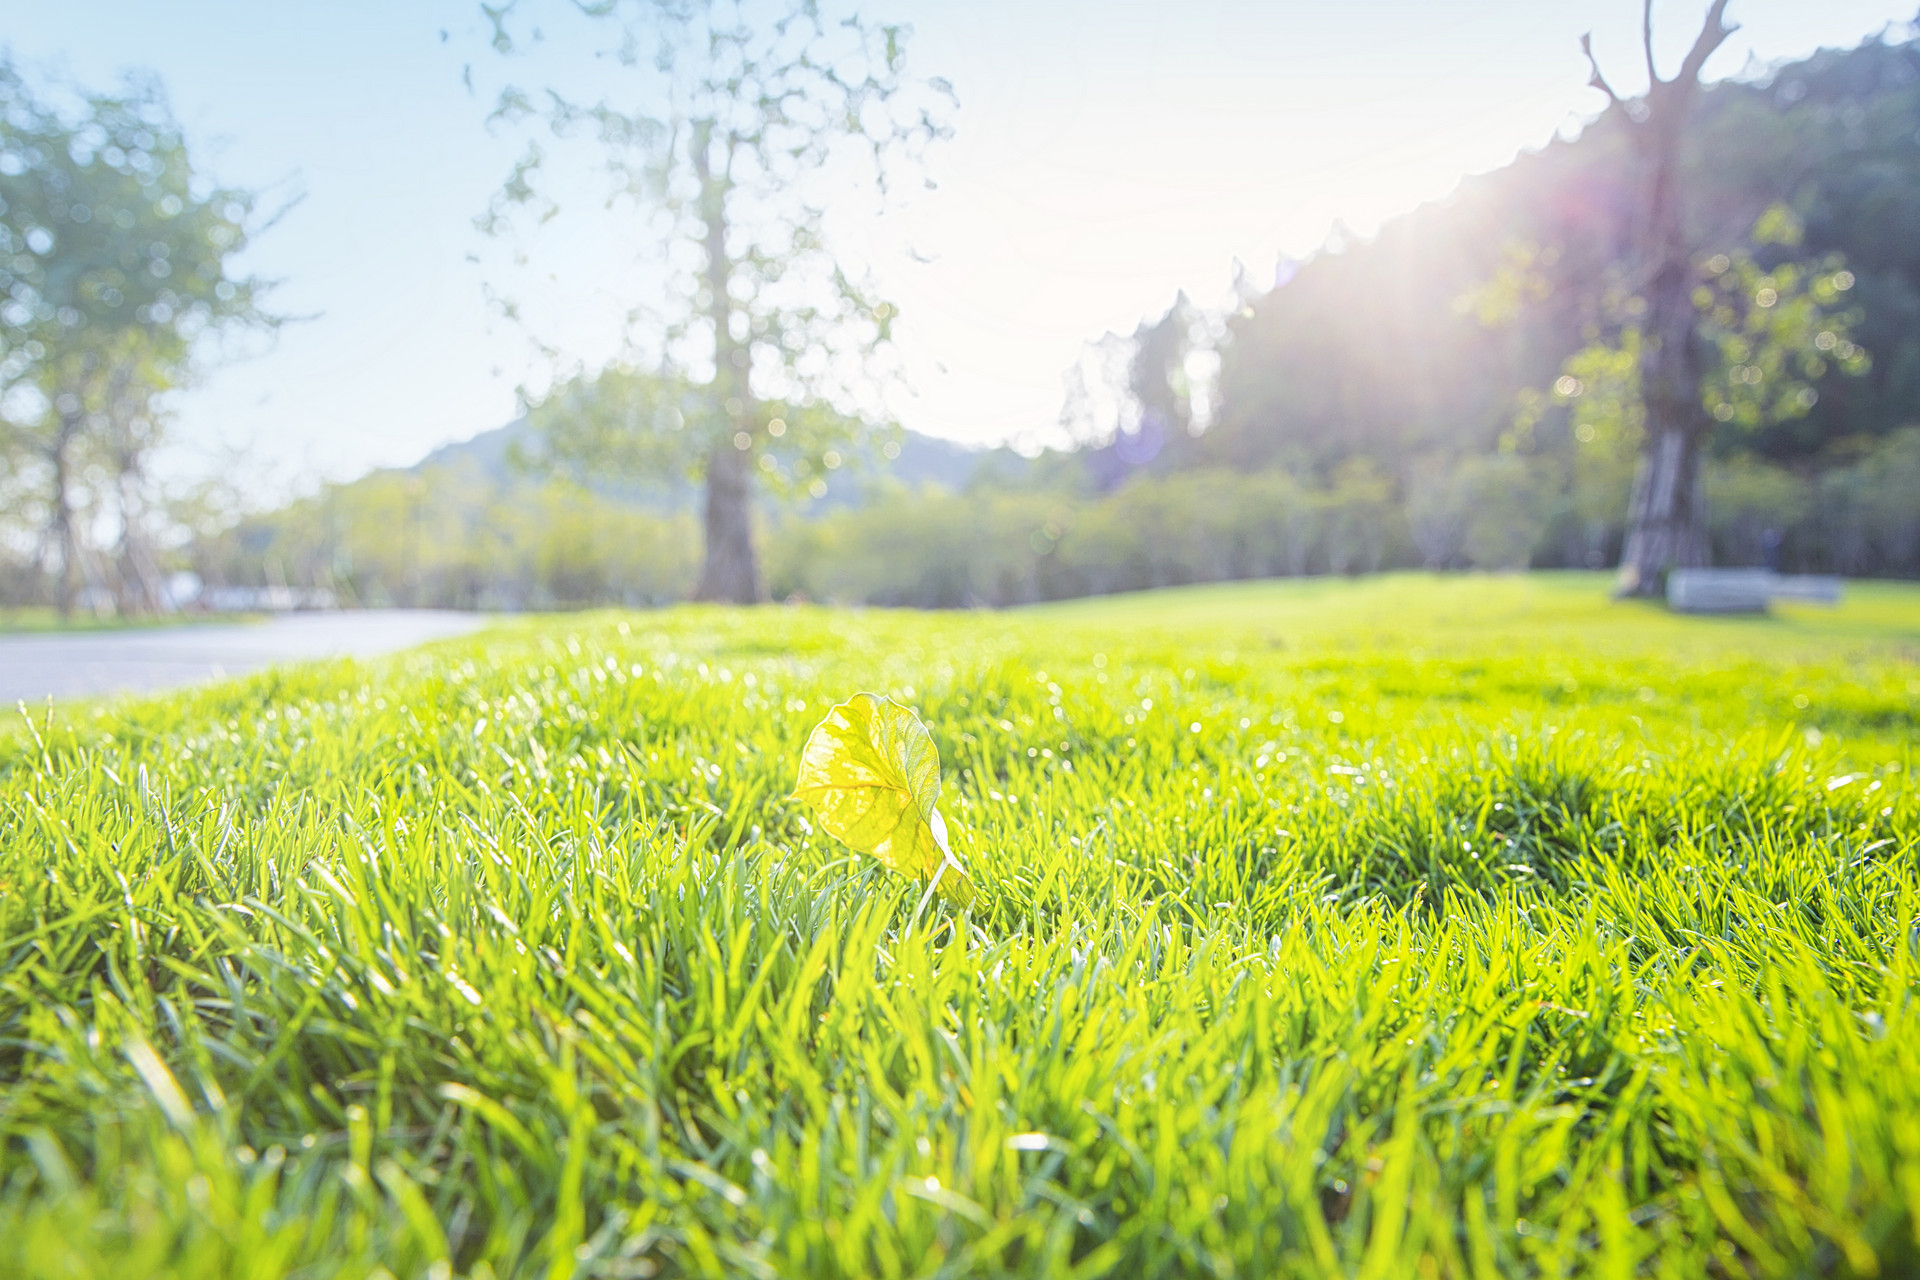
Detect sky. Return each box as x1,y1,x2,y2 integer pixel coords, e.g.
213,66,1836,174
5,0,1915,497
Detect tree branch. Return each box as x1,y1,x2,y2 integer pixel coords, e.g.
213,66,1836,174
1676,0,1740,90
1580,32,1627,111
1642,0,1660,87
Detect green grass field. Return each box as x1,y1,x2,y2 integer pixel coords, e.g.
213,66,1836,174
2,573,1917,1278
0,609,244,634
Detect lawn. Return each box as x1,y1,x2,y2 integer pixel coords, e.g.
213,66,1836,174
1,572,1916,1278
0,609,265,634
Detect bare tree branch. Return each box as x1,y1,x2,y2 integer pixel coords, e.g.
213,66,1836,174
1642,0,1660,87
1677,0,1740,91
1580,32,1627,111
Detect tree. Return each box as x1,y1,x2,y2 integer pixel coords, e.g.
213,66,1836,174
481,0,951,603
1128,293,1196,453
1322,458,1393,575
1405,454,1474,570
1057,294,1207,495
1459,453,1551,572
518,359,869,544
0,59,272,615
1580,0,1740,596
1533,204,1865,575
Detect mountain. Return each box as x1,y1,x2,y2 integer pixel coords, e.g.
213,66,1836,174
407,419,1021,509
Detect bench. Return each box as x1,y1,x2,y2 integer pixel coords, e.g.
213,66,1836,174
1767,574,1843,605
1666,569,1844,614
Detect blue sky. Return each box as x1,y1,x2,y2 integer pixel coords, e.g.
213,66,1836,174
7,0,1914,497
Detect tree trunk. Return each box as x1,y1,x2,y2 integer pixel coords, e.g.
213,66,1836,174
1586,1,1736,598
689,122,765,605
107,362,164,615
50,417,80,620
114,456,163,616
1615,243,1713,594
1616,424,1707,595
694,440,762,603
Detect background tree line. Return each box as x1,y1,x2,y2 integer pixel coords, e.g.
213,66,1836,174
0,56,270,616
9,16,1920,615
190,450,699,611
187,416,1917,611
1192,23,1914,582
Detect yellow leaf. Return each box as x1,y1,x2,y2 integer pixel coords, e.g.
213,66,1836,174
792,693,975,906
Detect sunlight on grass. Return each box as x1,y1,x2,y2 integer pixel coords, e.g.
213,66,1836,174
1,573,1915,1277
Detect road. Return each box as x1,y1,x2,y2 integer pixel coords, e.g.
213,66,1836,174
0,610,489,705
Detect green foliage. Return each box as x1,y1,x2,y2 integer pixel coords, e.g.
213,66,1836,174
194,457,698,608
1812,427,1920,575
1695,218,1867,429
0,56,273,612
1319,459,1394,575
523,363,868,503
1205,30,1920,561
1060,470,1322,589
1,576,1917,1275
210,420,1920,614
770,486,1069,606
1705,453,1810,564
1542,332,1643,455
1458,454,1552,572
0,59,265,383
1406,453,1559,573
1531,206,1866,463
770,469,1410,607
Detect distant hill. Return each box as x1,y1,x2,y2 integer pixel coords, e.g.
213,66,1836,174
409,419,1024,510
1207,29,1920,475
413,417,536,482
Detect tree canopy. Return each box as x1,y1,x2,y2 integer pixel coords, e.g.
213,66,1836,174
0,57,273,613
481,0,951,601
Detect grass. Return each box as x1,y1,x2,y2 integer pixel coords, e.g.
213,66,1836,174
1,571,1916,1278
0,608,259,634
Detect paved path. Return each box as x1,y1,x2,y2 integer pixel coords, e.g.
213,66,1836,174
0,611,488,704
